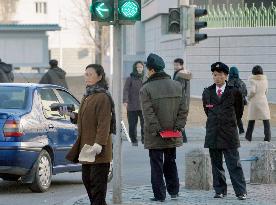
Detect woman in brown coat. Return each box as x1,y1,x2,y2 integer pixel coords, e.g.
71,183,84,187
61,64,115,205
245,65,271,142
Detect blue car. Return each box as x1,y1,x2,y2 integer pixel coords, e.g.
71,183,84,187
0,83,81,192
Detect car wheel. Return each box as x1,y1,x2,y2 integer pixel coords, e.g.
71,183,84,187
29,150,52,193
0,174,20,181
108,161,113,183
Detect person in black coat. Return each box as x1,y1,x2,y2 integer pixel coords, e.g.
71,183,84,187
0,59,14,83
228,66,247,134
202,62,247,200
123,61,145,146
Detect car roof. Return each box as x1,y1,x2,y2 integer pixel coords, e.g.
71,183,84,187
0,83,67,90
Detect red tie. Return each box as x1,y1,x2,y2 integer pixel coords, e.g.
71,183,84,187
217,88,222,97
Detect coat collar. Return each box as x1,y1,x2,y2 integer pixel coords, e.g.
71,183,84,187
209,82,234,103
250,74,267,81
143,71,171,85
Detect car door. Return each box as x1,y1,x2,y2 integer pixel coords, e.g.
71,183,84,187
54,89,79,165
38,88,68,167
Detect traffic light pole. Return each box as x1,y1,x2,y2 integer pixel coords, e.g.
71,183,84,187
112,0,123,203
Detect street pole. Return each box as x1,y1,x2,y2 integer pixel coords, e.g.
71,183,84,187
112,0,122,202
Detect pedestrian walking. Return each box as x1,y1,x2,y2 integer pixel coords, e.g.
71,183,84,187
228,66,247,134
140,53,188,202
173,58,192,142
245,65,271,142
202,62,247,200
123,61,145,146
61,64,115,205
0,59,14,83
39,59,68,89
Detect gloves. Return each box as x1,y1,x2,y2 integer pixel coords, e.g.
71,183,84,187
78,143,102,163
59,106,75,119
91,143,102,154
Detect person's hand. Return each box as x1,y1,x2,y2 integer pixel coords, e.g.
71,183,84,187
59,106,75,119
91,143,102,154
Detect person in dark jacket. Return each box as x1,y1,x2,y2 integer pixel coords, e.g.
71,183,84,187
0,59,14,83
202,62,247,200
140,53,188,202
39,59,68,89
228,66,247,134
123,61,145,146
173,58,192,142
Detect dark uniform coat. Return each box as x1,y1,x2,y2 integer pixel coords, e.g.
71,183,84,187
202,83,244,149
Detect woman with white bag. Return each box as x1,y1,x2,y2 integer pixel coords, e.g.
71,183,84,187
60,64,115,205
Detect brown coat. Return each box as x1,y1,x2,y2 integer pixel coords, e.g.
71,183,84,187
247,74,271,120
66,93,112,164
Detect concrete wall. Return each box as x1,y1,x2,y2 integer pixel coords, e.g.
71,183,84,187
187,27,276,103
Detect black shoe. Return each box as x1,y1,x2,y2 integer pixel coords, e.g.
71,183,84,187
150,197,165,202
237,194,247,200
214,193,224,198
170,194,179,200
239,130,245,134
245,134,252,142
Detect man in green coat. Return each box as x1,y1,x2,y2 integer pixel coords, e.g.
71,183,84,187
140,53,188,202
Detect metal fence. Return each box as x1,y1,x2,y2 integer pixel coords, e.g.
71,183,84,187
201,2,276,27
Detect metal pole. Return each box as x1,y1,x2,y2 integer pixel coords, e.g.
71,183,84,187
112,0,122,202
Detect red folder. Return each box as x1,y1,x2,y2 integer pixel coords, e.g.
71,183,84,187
159,130,182,138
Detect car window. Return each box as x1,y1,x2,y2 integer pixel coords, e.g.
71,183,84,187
0,86,27,109
56,89,80,114
38,88,63,119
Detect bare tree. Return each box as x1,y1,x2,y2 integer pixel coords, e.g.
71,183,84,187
71,0,110,64
0,0,19,23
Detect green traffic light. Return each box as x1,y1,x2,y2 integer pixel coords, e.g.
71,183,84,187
121,1,139,18
95,2,111,19
91,0,114,21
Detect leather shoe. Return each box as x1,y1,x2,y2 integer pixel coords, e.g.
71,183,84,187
170,194,179,200
237,194,247,200
150,197,165,202
214,193,225,198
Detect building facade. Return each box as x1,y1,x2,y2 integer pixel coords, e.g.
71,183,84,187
124,0,276,102
0,0,96,74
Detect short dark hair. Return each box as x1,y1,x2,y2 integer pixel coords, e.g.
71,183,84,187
252,65,263,75
49,59,58,68
174,58,184,65
86,64,109,90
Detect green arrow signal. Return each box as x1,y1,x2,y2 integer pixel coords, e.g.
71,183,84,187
96,3,110,18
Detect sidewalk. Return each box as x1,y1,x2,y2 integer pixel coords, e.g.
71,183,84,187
65,127,276,205
66,183,276,205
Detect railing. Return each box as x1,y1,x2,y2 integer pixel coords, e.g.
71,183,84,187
201,2,276,28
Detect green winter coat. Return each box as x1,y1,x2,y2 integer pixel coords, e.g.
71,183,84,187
139,72,188,149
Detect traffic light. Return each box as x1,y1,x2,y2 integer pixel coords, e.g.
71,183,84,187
168,8,181,33
118,0,141,21
90,0,114,22
194,8,207,42
187,7,208,45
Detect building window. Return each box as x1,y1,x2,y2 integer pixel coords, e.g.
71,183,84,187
35,2,47,14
